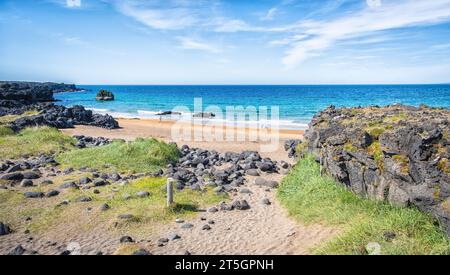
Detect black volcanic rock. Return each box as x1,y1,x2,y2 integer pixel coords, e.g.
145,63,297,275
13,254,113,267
9,105,119,131
0,81,119,130
304,104,450,235
96,89,115,101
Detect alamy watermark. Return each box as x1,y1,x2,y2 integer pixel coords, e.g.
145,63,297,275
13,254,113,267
169,98,281,152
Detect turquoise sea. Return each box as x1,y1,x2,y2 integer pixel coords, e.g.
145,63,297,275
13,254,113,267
55,85,450,130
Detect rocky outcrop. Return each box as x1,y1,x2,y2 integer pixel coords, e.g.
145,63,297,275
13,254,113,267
9,105,119,132
95,90,114,101
304,104,450,234
0,81,81,116
0,81,119,130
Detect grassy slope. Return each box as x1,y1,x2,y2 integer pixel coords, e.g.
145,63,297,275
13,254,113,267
0,175,227,238
56,138,180,173
278,155,450,255
0,126,76,159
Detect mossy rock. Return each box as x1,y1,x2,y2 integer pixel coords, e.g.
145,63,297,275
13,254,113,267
96,90,115,101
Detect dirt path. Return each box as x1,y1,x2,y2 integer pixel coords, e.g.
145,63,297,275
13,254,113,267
148,173,337,255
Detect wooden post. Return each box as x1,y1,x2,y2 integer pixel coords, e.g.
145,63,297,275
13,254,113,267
167,178,174,207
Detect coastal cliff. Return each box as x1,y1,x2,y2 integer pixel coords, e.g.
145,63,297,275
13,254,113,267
304,105,450,234
0,81,118,130
0,81,80,101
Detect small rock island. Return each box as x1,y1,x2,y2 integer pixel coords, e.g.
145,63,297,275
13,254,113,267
96,89,115,101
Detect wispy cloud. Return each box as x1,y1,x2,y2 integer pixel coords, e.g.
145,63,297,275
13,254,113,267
177,37,221,54
282,0,450,68
269,34,309,46
431,43,450,50
66,0,81,8
261,8,277,21
113,0,216,30
64,36,88,46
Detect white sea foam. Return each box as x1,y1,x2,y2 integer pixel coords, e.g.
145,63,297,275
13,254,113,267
88,108,308,130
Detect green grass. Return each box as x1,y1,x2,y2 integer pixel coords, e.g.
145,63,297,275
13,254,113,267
0,110,40,126
0,126,14,137
0,175,227,239
56,138,180,173
0,126,76,160
277,155,450,255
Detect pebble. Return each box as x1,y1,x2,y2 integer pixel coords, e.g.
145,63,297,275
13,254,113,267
24,192,44,198
120,236,134,243
261,198,271,205
46,190,60,197
79,177,92,185
232,200,250,210
100,203,110,211
8,245,25,255
0,222,12,236
133,249,152,255
136,191,150,198
118,214,134,220
202,224,211,231
22,171,40,179
239,188,252,194
208,207,218,213
59,181,78,189
20,179,33,187
246,169,260,176
40,180,54,185
181,223,194,229
76,196,92,202
168,233,181,241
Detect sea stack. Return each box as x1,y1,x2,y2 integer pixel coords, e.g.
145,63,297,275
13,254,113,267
96,89,115,101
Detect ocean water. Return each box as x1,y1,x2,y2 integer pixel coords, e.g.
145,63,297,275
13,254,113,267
55,85,450,130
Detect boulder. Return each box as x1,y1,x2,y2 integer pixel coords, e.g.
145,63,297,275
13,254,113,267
0,222,12,236
24,192,44,198
20,179,34,187
46,190,60,197
0,172,24,181
232,200,250,210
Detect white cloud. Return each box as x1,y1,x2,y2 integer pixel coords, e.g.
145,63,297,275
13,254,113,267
116,2,195,30
431,43,450,50
269,34,308,46
177,37,221,54
64,36,87,45
366,0,382,8
66,0,81,8
261,8,277,21
282,0,450,68
114,0,216,30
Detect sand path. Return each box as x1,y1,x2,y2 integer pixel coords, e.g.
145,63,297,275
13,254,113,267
147,173,337,255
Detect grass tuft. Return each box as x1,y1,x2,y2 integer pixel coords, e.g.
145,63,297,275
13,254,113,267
277,155,450,255
56,138,180,173
0,126,76,160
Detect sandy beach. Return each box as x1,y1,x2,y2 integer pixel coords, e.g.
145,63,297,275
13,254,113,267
62,118,305,162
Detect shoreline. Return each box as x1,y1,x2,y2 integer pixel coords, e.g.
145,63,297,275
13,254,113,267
62,117,304,162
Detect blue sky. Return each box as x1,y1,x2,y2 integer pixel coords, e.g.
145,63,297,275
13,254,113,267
1,0,450,84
